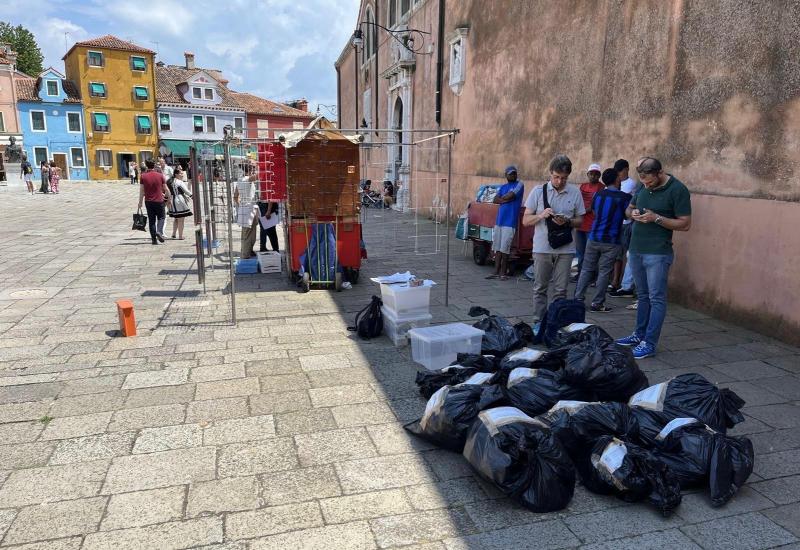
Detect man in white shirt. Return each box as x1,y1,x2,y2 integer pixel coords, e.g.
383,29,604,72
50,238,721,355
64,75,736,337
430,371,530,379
233,174,259,259
159,157,174,182
522,154,585,324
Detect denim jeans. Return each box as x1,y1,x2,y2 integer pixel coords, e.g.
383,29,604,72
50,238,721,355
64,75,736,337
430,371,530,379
621,252,635,290
575,230,588,273
629,252,674,346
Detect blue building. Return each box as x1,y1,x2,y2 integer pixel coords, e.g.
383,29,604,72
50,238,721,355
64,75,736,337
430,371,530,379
16,68,88,180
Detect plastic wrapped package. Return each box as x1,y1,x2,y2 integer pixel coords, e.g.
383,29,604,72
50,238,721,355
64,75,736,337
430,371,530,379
630,406,672,447
462,407,576,512
468,306,524,357
628,374,745,433
405,373,505,452
415,365,479,399
541,401,640,459
563,337,649,402
585,436,682,516
503,367,585,417
549,323,615,349
651,418,754,507
453,353,499,372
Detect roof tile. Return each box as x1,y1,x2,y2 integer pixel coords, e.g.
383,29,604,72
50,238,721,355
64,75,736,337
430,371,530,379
229,92,314,118
64,34,154,58
155,64,241,109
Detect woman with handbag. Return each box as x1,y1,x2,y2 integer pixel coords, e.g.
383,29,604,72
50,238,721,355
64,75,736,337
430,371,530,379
167,166,192,239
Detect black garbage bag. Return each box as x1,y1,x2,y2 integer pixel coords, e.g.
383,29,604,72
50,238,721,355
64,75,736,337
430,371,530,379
628,374,745,433
630,406,673,447
453,353,499,372
514,321,535,345
469,306,523,356
503,367,585,417
498,347,567,372
549,324,615,349
584,436,682,516
541,401,640,460
563,337,649,402
463,406,576,512
405,373,505,452
415,365,479,399
650,418,754,507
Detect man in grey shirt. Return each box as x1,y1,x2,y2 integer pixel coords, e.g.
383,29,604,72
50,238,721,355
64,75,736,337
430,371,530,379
522,154,585,324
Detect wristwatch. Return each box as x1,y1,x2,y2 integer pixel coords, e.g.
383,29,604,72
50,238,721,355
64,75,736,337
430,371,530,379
655,216,663,225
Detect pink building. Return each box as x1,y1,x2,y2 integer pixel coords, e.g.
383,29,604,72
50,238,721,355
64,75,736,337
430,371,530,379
0,43,30,154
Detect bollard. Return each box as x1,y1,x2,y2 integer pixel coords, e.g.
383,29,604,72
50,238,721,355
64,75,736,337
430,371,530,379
116,299,137,337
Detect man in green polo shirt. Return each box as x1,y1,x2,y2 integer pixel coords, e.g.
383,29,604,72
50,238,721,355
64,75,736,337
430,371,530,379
615,157,692,359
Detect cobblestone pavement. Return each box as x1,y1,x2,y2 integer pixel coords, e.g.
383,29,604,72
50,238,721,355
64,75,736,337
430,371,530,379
0,180,798,549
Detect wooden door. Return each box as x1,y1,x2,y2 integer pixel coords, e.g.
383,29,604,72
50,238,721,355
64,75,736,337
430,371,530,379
52,153,69,180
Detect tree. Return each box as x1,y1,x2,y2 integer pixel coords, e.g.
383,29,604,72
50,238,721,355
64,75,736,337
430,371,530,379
0,22,44,76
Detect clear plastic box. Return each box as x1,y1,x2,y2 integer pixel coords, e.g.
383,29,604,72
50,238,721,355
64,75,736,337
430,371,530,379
382,306,432,347
379,283,431,317
408,323,485,370
256,251,282,273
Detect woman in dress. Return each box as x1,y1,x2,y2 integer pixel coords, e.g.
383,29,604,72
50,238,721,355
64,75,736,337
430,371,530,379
49,162,61,193
167,166,192,239
39,161,50,193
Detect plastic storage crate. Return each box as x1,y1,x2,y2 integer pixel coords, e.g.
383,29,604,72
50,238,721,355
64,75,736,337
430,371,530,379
408,323,484,370
256,251,282,273
479,226,493,241
379,283,431,317
202,238,221,249
382,306,433,347
235,258,259,274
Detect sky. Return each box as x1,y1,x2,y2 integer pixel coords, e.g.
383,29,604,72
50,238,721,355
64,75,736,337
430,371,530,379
5,0,361,117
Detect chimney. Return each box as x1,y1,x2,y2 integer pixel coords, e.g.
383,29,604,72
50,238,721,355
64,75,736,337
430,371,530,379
184,51,195,70
291,98,308,112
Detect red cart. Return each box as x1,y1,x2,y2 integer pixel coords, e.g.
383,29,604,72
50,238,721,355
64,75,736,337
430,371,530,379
466,201,534,270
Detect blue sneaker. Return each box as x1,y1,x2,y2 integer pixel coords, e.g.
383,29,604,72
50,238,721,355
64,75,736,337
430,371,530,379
616,334,641,347
632,341,656,359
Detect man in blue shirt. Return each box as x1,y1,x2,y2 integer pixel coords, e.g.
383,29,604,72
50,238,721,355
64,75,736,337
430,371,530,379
487,165,524,280
574,168,632,311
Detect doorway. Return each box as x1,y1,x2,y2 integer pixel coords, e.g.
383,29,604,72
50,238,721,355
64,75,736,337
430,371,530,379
118,153,135,178
392,96,404,181
51,153,69,180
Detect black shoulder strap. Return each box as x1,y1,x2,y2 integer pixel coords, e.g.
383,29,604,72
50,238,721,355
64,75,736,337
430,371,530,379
347,297,376,332
541,183,550,210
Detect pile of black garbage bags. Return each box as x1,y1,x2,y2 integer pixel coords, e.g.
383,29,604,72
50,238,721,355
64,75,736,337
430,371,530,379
405,316,753,516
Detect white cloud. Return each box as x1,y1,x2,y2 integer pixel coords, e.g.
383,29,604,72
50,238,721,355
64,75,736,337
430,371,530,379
3,0,361,106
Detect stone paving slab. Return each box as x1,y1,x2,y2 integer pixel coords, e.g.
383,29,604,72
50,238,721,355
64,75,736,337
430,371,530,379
0,182,798,548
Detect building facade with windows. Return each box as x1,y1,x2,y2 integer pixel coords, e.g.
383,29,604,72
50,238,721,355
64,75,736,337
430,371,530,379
228,92,314,140
15,68,88,180
336,0,800,343
0,43,31,155
155,53,245,163
63,35,157,180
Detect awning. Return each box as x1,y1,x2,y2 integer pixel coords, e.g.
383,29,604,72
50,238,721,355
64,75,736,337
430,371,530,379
161,139,191,157
137,116,151,129
134,87,148,100
90,83,105,95
132,57,146,70
160,140,250,159
93,113,108,126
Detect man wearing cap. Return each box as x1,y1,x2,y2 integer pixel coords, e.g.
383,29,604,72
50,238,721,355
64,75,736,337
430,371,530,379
616,157,692,359
487,166,525,280
574,163,606,281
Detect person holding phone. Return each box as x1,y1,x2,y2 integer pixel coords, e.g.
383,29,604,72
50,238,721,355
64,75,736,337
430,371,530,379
522,154,585,327
616,157,692,359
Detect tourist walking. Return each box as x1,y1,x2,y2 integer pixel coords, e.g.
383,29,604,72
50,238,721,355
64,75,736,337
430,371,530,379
522,154,585,327
20,158,34,195
616,157,692,359
49,162,61,194
167,166,192,239
138,159,172,245
129,161,138,185
39,161,50,193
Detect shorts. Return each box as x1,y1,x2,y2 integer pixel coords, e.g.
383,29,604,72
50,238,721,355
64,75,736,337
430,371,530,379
491,225,515,254
23,174,32,182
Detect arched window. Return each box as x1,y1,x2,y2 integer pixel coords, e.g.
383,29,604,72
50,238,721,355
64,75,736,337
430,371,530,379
365,7,376,58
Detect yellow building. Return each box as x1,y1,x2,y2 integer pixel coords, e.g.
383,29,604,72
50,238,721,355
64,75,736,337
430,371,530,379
64,35,157,180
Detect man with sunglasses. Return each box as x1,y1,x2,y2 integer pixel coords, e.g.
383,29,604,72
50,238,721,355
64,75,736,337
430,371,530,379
616,157,692,359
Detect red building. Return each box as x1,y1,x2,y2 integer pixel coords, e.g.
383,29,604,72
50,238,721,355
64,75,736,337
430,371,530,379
229,92,315,139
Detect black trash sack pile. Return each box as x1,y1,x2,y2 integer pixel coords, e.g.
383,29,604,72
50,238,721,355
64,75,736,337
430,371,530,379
406,315,753,515
469,306,524,356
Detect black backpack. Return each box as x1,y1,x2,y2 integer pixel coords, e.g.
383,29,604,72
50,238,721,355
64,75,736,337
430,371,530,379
348,296,384,339
533,298,586,348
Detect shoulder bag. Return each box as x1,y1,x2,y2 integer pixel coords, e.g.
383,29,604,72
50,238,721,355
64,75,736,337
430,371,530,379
541,183,573,249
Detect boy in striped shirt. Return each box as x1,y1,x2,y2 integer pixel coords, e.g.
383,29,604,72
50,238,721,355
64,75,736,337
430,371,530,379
574,168,632,311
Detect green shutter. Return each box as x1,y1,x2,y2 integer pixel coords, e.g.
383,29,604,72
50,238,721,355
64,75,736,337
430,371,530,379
159,113,170,125
134,87,148,100
137,116,151,129
90,83,105,95
94,113,108,126
132,57,146,70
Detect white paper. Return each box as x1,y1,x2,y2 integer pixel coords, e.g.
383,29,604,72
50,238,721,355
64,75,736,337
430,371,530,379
628,382,669,411
597,439,627,474
549,400,594,414
563,323,593,332
478,406,545,436
370,271,413,284
656,417,699,441
507,367,538,388
259,214,279,229
420,386,449,430
440,364,467,372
